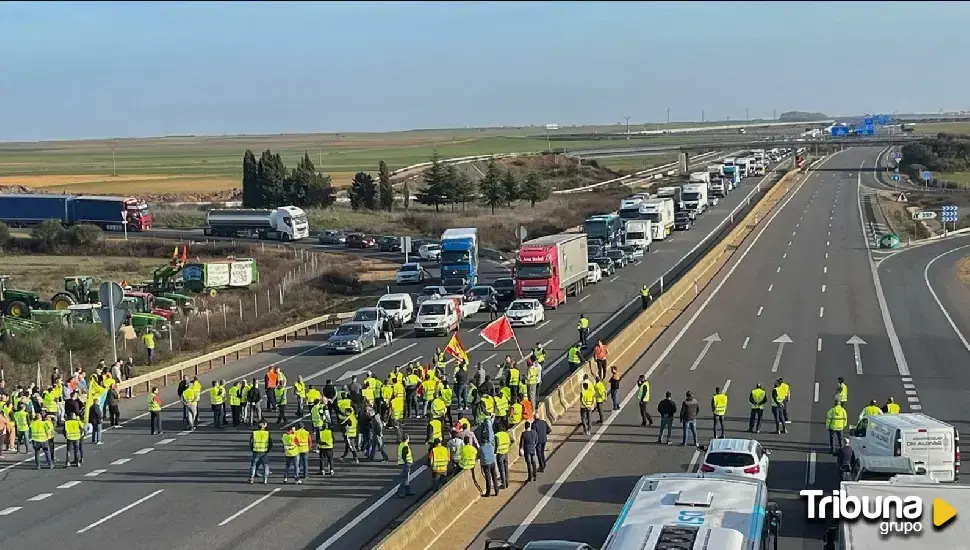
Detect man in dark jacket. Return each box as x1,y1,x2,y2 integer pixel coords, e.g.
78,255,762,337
531,417,552,472
177,375,190,425
519,421,539,481
323,380,338,421
105,385,121,427
657,391,677,444
679,391,700,447
246,380,262,426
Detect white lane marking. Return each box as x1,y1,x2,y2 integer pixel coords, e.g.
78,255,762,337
792,231,797,236
788,241,792,246
828,230,831,237
814,382,820,402
315,466,428,549
819,307,825,318
158,438,176,445
776,266,781,273
134,448,154,455
782,252,787,259
177,430,192,436
757,306,764,316
0,507,21,516
77,490,165,534
84,469,107,477
826,241,830,246
722,379,732,392
111,458,131,466
823,266,827,274
902,377,912,382
635,261,643,266
505,156,837,545
923,244,970,353
742,337,750,349
817,338,823,351
768,284,773,292
58,481,82,489
905,389,918,395
807,452,817,485
821,284,826,293
687,449,702,473
903,383,916,389
858,156,910,376
536,320,551,329
907,396,920,403
578,295,591,303
825,252,829,259
910,404,923,411
219,487,282,526
28,493,53,501
609,276,620,283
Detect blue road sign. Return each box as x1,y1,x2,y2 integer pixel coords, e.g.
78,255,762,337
864,117,874,126
894,167,900,173
831,126,849,137
942,215,958,223
892,174,900,182
942,205,958,212
923,170,932,181
894,152,902,161
862,125,874,136
876,114,890,125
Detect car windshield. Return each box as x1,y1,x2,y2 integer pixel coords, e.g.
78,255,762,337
378,300,402,310
595,258,611,267
471,287,491,297
420,304,446,315
399,264,419,273
704,452,755,467
334,325,363,337
425,245,440,252
493,279,514,289
588,264,597,271
509,301,533,311
422,288,442,296
353,310,378,322
607,251,623,259
676,213,689,220
516,264,552,279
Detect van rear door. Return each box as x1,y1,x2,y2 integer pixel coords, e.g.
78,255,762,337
901,428,957,482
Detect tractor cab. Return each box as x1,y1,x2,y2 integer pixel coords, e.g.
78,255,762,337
52,276,98,309
67,304,102,326
123,291,173,321
0,275,46,318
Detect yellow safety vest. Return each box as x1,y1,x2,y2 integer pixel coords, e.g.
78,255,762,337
509,403,523,424
282,432,299,457
495,431,511,455
319,428,334,449
440,387,453,405
30,419,48,442
594,381,607,403
481,395,495,415
750,388,766,409
422,380,437,401
640,287,650,297
275,386,287,405
295,428,311,453
431,446,450,473
362,387,375,404
306,388,322,403
826,406,848,430
528,366,540,385
192,380,202,395
381,385,394,402
183,387,197,404
43,391,57,413
837,383,848,403
252,429,270,453
638,381,651,403
337,398,353,419
533,347,546,363
143,332,155,349
294,381,306,398
228,386,242,406
147,394,162,412
713,393,728,416
568,346,581,364
344,415,358,438
210,385,225,405
494,395,509,416
398,441,412,465
885,402,901,414
459,445,477,470
580,387,595,409
310,403,325,428
862,405,882,418
393,382,406,399
13,410,29,432
405,374,420,388
45,420,54,439
508,367,520,385
392,397,405,420
428,418,442,442
431,398,446,419
578,318,589,329
64,419,82,441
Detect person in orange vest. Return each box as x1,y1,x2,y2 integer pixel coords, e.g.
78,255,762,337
265,368,279,412
593,340,608,380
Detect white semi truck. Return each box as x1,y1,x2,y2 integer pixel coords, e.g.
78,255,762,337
681,183,708,216
622,220,652,250
637,198,674,240
204,205,310,241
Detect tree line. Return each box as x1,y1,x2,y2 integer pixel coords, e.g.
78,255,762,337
242,149,336,209
900,135,970,176
414,152,551,213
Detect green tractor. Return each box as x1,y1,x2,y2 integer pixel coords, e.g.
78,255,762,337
119,296,168,335
51,276,100,310
135,264,196,315
1,315,44,336
0,275,49,318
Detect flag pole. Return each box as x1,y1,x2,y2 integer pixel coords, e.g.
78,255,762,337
506,315,526,361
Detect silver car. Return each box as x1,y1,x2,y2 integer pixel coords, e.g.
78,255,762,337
352,306,395,334
325,322,378,354
318,230,346,245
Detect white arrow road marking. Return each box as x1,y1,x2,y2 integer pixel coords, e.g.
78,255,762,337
847,335,866,375
689,333,721,371
771,334,792,373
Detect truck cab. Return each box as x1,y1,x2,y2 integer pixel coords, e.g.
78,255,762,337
681,183,708,216
440,228,479,285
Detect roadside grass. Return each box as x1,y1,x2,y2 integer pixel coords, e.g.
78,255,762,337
595,153,679,173
915,122,970,135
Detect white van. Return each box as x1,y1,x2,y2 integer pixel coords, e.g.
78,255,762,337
376,293,415,325
414,298,460,336
850,413,960,482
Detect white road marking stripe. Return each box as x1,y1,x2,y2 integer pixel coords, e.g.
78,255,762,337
907,396,920,403
77,490,164,534
0,507,21,516
111,458,131,466
817,338,822,352
768,284,773,292
28,493,53,501
134,448,154,455
757,306,763,316
158,438,176,445
85,469,107,477
219,488,281,526
814,382,820,402
742,337,750,349
58,481,82,489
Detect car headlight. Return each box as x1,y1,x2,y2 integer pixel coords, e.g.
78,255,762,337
351,340,362,347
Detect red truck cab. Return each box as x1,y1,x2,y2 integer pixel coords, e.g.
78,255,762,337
123,198,152,231
514,244,562,308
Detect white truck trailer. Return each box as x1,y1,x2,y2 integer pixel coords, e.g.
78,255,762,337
681,183,708,216
204,205,310,241
637,198,674,240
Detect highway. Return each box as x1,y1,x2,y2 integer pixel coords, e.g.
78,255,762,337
0,169,778,548
470,147,921,550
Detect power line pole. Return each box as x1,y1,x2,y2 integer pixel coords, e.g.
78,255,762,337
745,108,750,121
701,110,705,123
109,142,117,177
624,116,631,139
773,108,777,120
666,107,671,124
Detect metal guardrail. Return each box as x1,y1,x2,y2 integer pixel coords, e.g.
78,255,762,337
117,312,355,395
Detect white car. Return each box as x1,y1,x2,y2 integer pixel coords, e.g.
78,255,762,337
587,262,602,284
708,196,720,207
395,262,427,285
416,285,447,306
419,244,441,262
699,438,770,482
505,299,545,327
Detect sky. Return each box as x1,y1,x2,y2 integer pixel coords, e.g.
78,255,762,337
2,1,968,142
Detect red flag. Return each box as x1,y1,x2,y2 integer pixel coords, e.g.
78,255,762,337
181,244,189,265
480,316,514,347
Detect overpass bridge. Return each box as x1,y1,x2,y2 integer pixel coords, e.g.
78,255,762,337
568,134,926,158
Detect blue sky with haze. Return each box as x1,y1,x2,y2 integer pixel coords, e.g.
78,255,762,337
1,1,967,141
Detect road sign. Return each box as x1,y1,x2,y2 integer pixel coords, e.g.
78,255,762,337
922,171,932,182
862,125,874,136
892,174,900,182
912,211,937,220
97,308,128,334
894,152,902,161
831,126,849,137
98,281,124,307
518,226,528,242
942,205,958,212
864,117,874,126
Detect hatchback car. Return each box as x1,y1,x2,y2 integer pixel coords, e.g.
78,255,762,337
674,212,692,231
419,243,441,262
351,306,395,334
506,299,545,327
605,249,627,268
699,438,770,482
377,235,401,252
587,262,602,284
346,233,377,248
492,277,516,303
621,245,644,260
395,262,427,285
318,230,346,245
592,257,616,277
325,322,378,354
469,285,498,303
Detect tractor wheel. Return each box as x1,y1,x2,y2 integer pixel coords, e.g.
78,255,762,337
6,300,29,318
51,293,78,310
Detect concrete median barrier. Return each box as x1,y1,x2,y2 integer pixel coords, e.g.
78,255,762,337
370,159,814,549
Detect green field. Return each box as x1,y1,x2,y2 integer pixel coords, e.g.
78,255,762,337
595,153,679,172
915,121,970,135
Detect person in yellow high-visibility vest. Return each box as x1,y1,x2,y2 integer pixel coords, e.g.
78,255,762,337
883,397,901,415
826,400,848,454
579,382,595,435
428,439,450,491
281,427,302,484
294,375,307,417
859,399,882,422
748,383,767,433
711,387,728,439
209,380,226,429
63,412,84,467
593,376,607,424
396,434,414,498
30,413,53,469
577,314,590,346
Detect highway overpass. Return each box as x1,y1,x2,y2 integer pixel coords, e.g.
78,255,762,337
569,134,925,158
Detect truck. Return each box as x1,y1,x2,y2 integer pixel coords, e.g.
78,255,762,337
721,165,743,189
0,194,152,231
637,198,674,240
681,183,708,216
655,186,685,213
735,158,751,178
688,171,710,184
583,214,623,249
203,206,309,241
439,227,479,285
622,220,652,250
824,480,970,550
514,233,588,308
181,259,259,294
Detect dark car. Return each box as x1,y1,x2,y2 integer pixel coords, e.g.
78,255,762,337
674,212,692,231
492,277,516,302
470,285,498,303
588,244,604,260
605,249,627,268
377,235,401,252
442,277,471,295
318,230,346,245
346,233,377,248
410,238,433,255
592,256,616,276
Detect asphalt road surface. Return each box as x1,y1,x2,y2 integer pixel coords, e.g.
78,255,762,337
472,147,924,550
0,170,778,549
